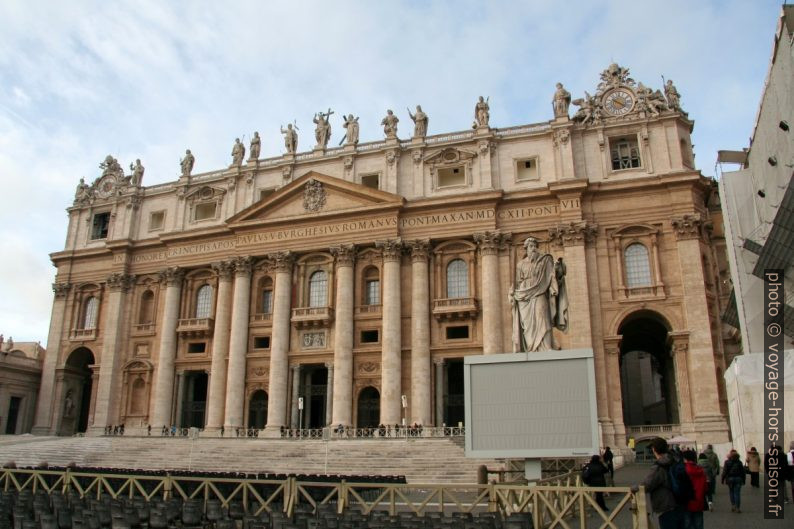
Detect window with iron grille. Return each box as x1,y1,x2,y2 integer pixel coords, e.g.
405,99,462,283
446,259,468,298
195,285,213,318
309,271,328,307
83,296,99,329
624,243,652,287
610,137,641,170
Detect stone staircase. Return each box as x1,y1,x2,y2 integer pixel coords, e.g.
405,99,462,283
0,435,501,484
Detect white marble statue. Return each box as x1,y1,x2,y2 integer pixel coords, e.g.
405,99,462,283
281,124,298,154
408,105,428,138
313,109,334,149
129,159,144,186
249,132,261,160
381,109,399,139
180,149,195,177
231,138,245,166
474,96,490,128
342,114,360,145
552,83,571,118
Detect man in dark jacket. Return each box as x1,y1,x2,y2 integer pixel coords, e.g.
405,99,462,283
640,437,679,529
582,454,609,511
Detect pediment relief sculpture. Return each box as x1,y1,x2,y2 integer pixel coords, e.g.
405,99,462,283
423,146,478,167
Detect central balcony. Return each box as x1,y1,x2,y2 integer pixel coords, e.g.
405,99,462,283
176,317,214,337
291,306,334,328
432,297,479,321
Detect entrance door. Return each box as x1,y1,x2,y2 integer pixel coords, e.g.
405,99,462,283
248,390,268,429
357,387,380,428
5,397,21,434
445,359,465,427
182,371,208,428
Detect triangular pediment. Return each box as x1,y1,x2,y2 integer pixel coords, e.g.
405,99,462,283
228,172,404,226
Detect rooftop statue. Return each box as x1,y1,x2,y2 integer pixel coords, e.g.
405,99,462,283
381,109,399,139
341,114,359,145
313,109,334,149
552,83,571,118
408,105,428,138
180,149,195,177
99,155,124,178
572,91,601,125
474,96,490,128
231,138,245,167
249,132,261,160
281,123,298,154
129,159,144,186
664,79,681,111
74,177,92,204
509,237,567,353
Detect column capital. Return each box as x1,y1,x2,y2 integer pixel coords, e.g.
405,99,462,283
331,244,356,267
376,238,403,261
548,221,598,247
158,266,185,286
211,260,236,280
405,239,431,262
603,335,621,356
473,231,509,255
269,251,294,273
433,357,445,366
106,273,136,292
325,362,334,370
52,282,72,298
232,256,253,276
668,331,690,357
670,213,703,240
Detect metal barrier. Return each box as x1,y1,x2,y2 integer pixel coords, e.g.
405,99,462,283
0,468,647,528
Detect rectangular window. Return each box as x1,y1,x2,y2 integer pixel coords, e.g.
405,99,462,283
361,174,379,189
515,158,539,182
365,279,380,305
90,212,110,240
438,166,465,188
149,210,165,231
361,330,379,344
610,137,641,170
259,188,275,201
254,336,270,349
446,325,469,340
187,342,206,354
194,202,217,221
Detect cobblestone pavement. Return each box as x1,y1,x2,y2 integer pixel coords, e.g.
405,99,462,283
614,463,791,527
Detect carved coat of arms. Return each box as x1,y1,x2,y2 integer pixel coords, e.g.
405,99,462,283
303,179,326,212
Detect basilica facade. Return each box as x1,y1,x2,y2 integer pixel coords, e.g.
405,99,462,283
33,65,735,448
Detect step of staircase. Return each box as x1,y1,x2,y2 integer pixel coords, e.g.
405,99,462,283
0,435,501,484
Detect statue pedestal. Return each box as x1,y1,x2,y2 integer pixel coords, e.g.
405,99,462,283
410,137,426,146
475,126,491,136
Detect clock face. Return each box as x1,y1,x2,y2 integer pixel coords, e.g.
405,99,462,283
604,89,635,116
96,176,115,198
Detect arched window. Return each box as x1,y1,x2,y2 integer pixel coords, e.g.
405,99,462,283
446,259,468,298
309,271,328,307
624,243,652,287
195,285,213,318
83,297,99,329
138,290,155,324
363,267,380,305
261,277,273,314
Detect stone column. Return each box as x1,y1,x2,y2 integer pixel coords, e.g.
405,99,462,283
670,215,729,441
223,257,253,431
377,239,402,425
174,372,185,427
151,267,185,429
434,359,444,427
266,252,294,433
549,222,597,349
91,273,136,433
205,261,235,432
290,365,301,428
603,337,626,442
331,245,355,426
474,232,504,355
407,240,431,424
32,282,71,435
325,362,334,426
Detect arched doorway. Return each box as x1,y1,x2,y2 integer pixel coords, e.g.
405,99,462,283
62,347,95,435
618,313,678,427
248,390,268,429
357,387,380,428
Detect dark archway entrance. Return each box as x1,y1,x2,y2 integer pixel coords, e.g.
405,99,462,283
618,313,678,426
299,365,328,429
444,359,465,427
64,347,95,434
357,386,380,428
181,371,208,428
248,390,268,429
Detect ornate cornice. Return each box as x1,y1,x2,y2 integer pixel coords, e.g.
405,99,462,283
106,273,136,292
211,260,235,280
52,282,72,299
232,256,253,276
158,266,185,286
548,221,598,246
331,244,356,267
406,239,431,262
670,214,703,240
269,251,294,273
376,238,403,261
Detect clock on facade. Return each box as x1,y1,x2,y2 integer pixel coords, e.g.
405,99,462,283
603,88,635,116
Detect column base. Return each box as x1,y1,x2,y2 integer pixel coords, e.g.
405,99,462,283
201,427,225,438
262,425,284,438
86,426,107,437
31,426,54,436
692,414,730,444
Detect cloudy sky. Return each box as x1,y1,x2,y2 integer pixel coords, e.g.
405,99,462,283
0,0,783,345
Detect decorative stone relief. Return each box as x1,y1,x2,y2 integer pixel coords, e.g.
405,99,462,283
331,244,356,267
107,273,136,292
249,366,268,378
671,214,703,240
473,231,507,255
412,150,423,165
301,331,326,349
548,221,598,246
158,267,185,286
212,260,235,280
303,179,326,212
406,239,430,261
343,155,354,172
282,165,293,181
385,149,400,167
376,238,402,261
52,282,72,298
233,256,253,275
552,129,570,147
269,251,294,273
358,361,379,374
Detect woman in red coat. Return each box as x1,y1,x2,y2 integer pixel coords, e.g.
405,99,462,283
683,450,708,529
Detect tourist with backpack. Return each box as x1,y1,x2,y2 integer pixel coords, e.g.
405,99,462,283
721,449,746,513
581,454,609,511
639,437,687,529
697,453,715,511
683,450,707,529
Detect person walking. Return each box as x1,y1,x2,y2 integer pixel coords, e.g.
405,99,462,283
683,450,708,529
602,446,615,486
582,454,609,511
697,453,715,511
638,437,680,529
722,450,746,513
746,446,761,488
